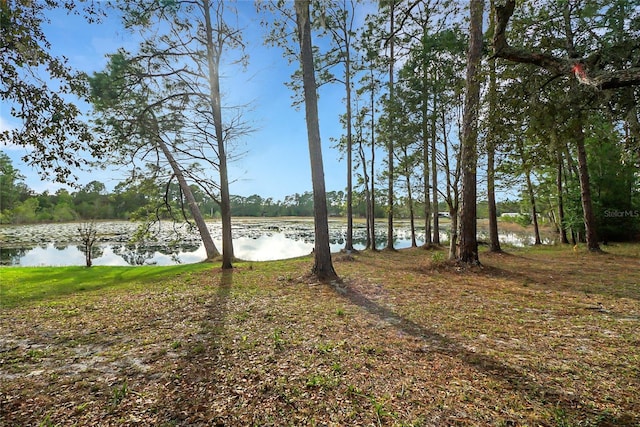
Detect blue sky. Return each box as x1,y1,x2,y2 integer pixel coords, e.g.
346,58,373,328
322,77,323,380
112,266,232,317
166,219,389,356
1,1,378,201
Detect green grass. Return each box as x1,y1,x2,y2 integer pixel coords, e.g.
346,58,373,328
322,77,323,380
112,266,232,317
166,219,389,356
0,263,214,309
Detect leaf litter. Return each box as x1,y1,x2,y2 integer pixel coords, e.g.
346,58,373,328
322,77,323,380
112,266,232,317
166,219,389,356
1,245,639,426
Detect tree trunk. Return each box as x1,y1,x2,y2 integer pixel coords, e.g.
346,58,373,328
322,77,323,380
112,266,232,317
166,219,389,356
486,18,501,252
458,0,483,265
515,140,542,246
386,1,396,251
357,138,371,249
431,96,440,245
442,114,459,261
553,130,569,244
203,0,234,269
295,0,337,280
406,174,417,247
524,169,542,245
561,2,599,250
422,90,432,246
370,72,377,251
344,42,354,252
487,138,501,251
556,156,569,244
449,206,458,261
157,138,220,260
573,109,601,252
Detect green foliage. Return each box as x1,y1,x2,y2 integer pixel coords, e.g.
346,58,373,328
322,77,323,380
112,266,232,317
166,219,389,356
2,0,638,249
52,203,77,222
38,413,59,427
110,382,129,407
272,328,285,350
430,250,446,267
585,117,640,241
1,1,102,183
518,214,534,227
12,198,39,224
305,373,340,389
0,152,23,215
0,177,399,223
0,210,13,224
476,200,489,219
492,0,640,245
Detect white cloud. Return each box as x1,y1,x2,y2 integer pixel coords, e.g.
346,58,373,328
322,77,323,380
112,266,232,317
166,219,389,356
0,113,15,132
0,112,25,151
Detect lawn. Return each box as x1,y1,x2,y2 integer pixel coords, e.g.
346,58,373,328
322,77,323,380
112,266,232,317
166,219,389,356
1,244,639,426
0,263,214,309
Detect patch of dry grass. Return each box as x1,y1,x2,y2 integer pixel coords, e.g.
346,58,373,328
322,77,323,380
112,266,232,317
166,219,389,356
1,244,639,426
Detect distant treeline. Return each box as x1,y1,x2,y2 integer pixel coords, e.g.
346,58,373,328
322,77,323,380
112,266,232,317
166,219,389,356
3,145,638,243
2,157,524,224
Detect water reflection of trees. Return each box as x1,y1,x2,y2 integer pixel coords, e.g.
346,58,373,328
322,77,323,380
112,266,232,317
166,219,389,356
4,220,559,266
0,247,31,265
112,243,157,265
327,227,423,249
111,241,200,266
74,244,104,263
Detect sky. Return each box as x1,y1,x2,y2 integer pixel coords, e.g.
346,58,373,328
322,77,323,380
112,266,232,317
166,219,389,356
1,1,378,202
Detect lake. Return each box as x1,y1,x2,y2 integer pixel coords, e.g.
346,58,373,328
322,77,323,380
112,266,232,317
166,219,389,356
0,218,556,266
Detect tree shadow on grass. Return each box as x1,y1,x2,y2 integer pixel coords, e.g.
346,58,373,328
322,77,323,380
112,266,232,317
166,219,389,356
194,269,233,353
332,281,638,426
390,247,640,302
159,268,234,425
477,261,640,302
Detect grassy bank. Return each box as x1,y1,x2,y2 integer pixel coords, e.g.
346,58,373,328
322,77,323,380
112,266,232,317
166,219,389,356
0,263,214,309
1,244,639,426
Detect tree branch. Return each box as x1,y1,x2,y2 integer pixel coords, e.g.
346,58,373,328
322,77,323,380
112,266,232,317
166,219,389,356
492,0,640,90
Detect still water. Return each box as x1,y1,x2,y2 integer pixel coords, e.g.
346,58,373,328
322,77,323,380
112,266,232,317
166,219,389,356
0,219,554,266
